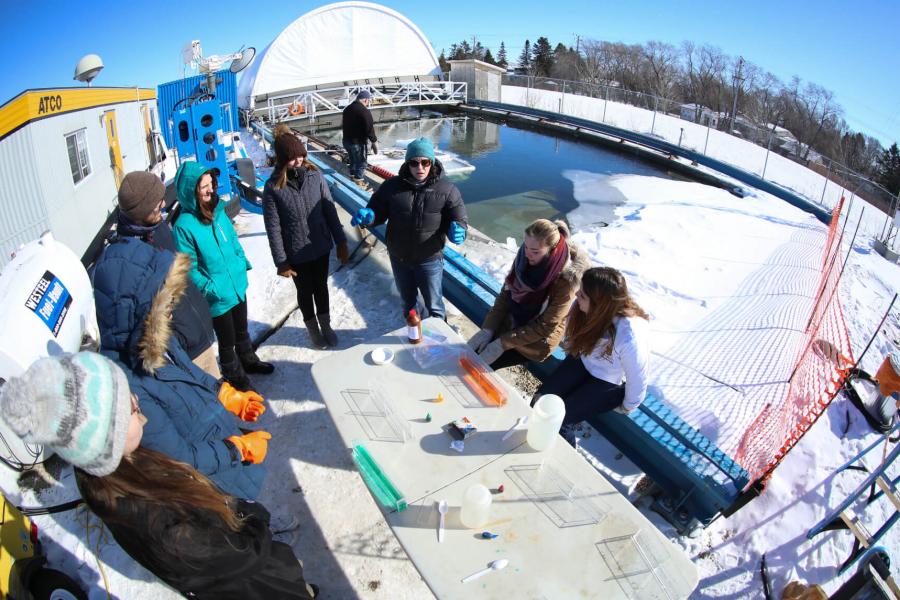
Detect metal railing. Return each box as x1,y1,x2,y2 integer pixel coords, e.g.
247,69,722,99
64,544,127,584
254,81,467,124
502,74,899,227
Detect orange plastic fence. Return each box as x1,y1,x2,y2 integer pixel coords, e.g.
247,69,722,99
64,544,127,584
735,198,854,485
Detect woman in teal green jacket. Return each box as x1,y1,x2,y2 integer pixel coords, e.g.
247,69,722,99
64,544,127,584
172,162,274,391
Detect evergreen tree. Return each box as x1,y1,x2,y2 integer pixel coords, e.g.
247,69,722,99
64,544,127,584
472,40,486,61
438,50,449,74
483,48,496,65
875,143,900,195
497,41,508,69
531,36,554,77
518,39,531,71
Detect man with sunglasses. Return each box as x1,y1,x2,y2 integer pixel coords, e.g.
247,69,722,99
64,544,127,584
341,90,378,189
352,137,467,320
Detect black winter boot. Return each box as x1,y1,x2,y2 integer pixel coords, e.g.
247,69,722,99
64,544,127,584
317,312,338,347
237,333,275,375
220,352,253,392
305,318,327,349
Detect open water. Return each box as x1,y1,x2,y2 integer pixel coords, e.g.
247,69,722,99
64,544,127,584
317,114,683,244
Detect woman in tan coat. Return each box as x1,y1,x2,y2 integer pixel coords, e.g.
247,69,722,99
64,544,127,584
469,219,589,369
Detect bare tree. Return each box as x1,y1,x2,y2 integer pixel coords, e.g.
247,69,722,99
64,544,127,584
746,70,784,129
578,38,605,84
783,78,843,160
698,45,729,117
641,41,679,100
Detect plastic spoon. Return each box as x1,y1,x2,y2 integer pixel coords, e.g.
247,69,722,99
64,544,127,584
437,499,448,543
461,559,509,583
501,416,528,441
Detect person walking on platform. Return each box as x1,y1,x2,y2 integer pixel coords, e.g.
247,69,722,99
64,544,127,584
114,170,219,378
469,219,589,369
342,90,378,189
0,352,319,599
172,162,274,391
263,131,349,348
533,267,651,427
351,137,467,321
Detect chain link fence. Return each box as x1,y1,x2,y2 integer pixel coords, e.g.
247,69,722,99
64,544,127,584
501,74,899,226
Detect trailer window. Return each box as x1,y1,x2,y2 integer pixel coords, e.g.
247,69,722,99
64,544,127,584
65,129,91,184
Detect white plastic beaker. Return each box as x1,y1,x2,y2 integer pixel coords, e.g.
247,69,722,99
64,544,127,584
459,484,492,528
527,394,566,452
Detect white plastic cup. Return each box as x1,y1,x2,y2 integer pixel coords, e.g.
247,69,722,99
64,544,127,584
459,484,492,528
527,394,566,452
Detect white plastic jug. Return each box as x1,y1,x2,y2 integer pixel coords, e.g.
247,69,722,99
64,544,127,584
459,484,492,528
527,394,566,452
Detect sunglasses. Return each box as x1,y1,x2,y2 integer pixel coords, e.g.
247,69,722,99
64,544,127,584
407,158,432,168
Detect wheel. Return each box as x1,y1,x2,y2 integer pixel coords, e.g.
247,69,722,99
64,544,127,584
28,568,87,600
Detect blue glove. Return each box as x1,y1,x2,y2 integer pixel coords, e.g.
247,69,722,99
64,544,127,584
351,208,375,227
448,221,466,245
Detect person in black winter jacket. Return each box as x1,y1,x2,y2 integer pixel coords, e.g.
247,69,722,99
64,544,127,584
341,90,377,186
263,132,349,348
353,137,467,320
115,171,219,378
0,352,318,599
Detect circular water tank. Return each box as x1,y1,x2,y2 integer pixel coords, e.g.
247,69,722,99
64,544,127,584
0,232,97,480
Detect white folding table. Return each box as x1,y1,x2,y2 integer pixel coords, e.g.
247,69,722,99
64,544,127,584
311,318,698,599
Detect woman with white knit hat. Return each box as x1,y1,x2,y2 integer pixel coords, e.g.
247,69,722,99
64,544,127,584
1,352,319,599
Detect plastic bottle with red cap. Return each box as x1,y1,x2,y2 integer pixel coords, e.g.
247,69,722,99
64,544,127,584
407,309,422,344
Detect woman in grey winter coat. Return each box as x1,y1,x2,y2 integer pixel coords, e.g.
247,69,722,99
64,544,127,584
263,132,348,348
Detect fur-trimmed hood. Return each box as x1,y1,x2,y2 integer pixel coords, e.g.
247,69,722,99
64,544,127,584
557,240,591,288
92,237,190,374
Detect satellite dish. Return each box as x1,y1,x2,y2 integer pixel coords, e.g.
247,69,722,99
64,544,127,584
74,54,104,86
229,47,256,74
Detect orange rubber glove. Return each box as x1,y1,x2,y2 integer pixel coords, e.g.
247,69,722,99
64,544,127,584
219,382,266,422
226,431,272,464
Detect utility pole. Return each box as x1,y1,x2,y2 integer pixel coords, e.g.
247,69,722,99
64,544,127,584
573,34,581,54
730,56,745,132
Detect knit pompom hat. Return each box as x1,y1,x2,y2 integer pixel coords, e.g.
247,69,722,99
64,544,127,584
0,352,133,476
273,134,306,170
405,137,435,162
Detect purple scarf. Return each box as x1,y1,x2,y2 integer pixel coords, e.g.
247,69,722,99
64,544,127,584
504,238,569,309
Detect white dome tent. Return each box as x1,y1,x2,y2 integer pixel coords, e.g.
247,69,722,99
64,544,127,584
238,1,441,109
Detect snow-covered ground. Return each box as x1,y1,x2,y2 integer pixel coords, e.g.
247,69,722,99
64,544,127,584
502,85,896,243
15,97,900,600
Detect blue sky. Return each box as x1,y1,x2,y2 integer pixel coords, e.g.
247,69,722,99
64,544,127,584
3,0,898,145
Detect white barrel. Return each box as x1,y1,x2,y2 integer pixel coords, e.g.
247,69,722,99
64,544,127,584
527,394,566,452
0,232,96,478
459,484,492,528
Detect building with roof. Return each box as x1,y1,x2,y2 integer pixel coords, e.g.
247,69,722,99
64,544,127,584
238,1,441,110
0,87,162,265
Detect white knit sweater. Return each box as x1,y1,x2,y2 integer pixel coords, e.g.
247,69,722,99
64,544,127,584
579,316,651,410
